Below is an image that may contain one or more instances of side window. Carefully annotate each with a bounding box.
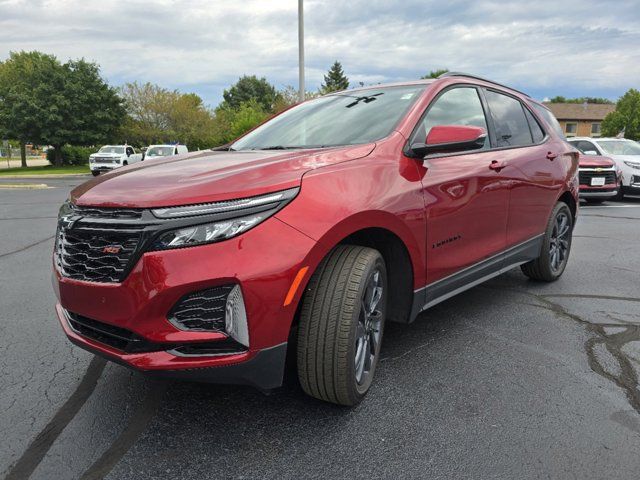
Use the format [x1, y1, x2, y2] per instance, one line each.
[126, 147, 134, 156]
[412, 87, 489, 149]
[485, 90, 532, 147]
[524, 108, 545, 143]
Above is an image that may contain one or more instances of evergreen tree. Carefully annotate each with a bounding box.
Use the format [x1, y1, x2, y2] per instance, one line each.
[320, 61, 349, 94]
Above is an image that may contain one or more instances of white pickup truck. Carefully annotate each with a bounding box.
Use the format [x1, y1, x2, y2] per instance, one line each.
[89, 145, 143, 176]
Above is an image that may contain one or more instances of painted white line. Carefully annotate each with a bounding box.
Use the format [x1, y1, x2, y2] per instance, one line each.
[0, 183, 51, 189]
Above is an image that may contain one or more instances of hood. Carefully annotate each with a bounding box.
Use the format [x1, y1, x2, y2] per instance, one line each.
[91, 152, 123, 157]
[72, 144, 375, 208]
[607, 154, 640, 163]
[578, 154, 615, 168]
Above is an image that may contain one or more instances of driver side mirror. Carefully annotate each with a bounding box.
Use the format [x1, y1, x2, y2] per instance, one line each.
[410, 125, 487, 158]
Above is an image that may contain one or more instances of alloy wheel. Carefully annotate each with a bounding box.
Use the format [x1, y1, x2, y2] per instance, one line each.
[354, 270, 384, 385]
[549, 211, 571, 273]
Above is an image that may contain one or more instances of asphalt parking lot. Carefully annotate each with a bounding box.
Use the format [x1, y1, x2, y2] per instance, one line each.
[1, 177, 640, 480]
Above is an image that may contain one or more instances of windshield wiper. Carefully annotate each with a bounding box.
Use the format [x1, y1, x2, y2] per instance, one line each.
[253, 146, 303, 150]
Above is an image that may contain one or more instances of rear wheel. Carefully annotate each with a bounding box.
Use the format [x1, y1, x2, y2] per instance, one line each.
[521, 202, 573, 282]
[297, 245, 387, 406]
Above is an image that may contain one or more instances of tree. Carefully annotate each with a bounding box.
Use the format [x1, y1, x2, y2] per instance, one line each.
[221, 75, 279, 112]
[0, 51, 66, 166]
[212, 99, 269, 146]
[421, 69, 449, 79]
[0, 51, 125, 166]
[602, 89, 640, 140]
[320, 61, 349, 94]
[119, 82, 217, 149]
[547, 96, 614, 105]
[273, 85, 319, 112]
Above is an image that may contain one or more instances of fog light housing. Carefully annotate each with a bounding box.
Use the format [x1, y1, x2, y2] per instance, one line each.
[225, 285, 249, 347]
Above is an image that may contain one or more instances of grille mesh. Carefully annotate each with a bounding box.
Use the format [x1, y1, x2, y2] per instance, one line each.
[55, 227, 141, 283]
[168, 286, 234, 331]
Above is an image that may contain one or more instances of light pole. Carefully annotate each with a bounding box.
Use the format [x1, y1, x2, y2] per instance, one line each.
[298, 0, 305, 102]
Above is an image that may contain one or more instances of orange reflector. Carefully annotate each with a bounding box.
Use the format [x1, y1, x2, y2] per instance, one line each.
[284, 266, 309, 306]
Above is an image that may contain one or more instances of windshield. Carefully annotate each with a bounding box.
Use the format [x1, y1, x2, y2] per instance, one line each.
[147, 146, 174, 157]
[597, 140, 640, 156]
[231, 85, 426, 150]
[98, 146, 125, 154]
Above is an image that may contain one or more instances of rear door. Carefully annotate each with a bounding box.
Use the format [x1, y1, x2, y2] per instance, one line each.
[483, 90, 566, 247]
[413, 86, 511, 285]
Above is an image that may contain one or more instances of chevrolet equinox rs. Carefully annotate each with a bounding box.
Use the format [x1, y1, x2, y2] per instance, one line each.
[53, 73, 579, 406]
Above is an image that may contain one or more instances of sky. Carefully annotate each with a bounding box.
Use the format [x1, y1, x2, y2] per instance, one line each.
[1, 0, 639, 107]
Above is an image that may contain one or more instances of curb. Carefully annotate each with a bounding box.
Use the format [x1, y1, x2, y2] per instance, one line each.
[0, 174, 90, 179]
[0, 183, 52, 189]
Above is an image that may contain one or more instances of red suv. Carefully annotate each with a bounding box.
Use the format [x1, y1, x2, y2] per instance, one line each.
[53, 73, 578, 406]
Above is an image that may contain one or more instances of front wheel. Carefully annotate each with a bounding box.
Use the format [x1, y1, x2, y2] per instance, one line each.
[297, 245, 387, 406]
[91, 170, 100, 177]
[521, 202, 573, 282]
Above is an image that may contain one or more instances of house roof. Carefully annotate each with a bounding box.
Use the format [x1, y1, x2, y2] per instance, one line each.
[543, 103, 616, 121]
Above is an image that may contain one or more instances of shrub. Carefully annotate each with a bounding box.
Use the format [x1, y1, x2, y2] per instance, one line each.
[47, 145, 95, 165]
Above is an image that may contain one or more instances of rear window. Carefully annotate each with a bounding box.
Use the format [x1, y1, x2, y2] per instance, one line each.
[485, 90, 533, 147]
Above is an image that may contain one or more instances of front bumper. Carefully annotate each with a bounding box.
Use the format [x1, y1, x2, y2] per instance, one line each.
[53, 215, 317, 388]
[579, 187, 618, 198]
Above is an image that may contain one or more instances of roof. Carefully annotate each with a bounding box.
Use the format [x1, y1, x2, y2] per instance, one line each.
[543, 103, 615, 121]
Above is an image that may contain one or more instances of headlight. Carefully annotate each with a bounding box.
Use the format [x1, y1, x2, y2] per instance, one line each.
[149, 188, 299, 251]
[151, 212, 270, 250]
[623, 161, 640, 170]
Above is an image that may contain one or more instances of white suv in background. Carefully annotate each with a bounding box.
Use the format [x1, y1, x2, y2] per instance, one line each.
[567, 137, 640, 199]
[89, 145, 143, 176]
[144, 144, 188, 160]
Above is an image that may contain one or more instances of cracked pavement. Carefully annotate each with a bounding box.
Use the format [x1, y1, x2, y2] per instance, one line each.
[1, 177, 640, 479]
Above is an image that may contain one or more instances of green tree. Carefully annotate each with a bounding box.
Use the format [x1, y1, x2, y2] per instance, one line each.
[273, 85, 319, 112]
[0, 51, 66, 166]
[602, 89, 640, 140]
[548, 96, 614, 105]
[421, 69, 449, 79]
[320, 61, 349, 93]
[119, 82, 216, 149]
[0, 51, 124, 166]
[212, 99, 269, 146]
[221, 75, 279, 112]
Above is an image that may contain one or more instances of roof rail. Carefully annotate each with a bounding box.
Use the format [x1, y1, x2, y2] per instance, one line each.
[437, 72, 530, 98]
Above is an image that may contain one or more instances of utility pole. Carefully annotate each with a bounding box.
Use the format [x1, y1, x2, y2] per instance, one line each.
[298, 0, 305, 102]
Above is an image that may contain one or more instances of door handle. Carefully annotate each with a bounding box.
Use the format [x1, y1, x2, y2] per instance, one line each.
[546, 152, 558, 161]
[489, 160, 506, 172]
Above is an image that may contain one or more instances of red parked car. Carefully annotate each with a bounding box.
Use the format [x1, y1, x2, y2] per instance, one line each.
[53, 73, 579, 405]
[568, 141, 620, 203]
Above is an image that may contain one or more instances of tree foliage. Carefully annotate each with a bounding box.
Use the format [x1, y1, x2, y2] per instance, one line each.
[119, 82, 216, 149]
[221, 75, 279, 112]
[320, 61, 349, 93]
[421, 69, 449, 79]
[0, 51, 124, 165]
[602, 89, 640, 140]
[547, 95, 614, 104]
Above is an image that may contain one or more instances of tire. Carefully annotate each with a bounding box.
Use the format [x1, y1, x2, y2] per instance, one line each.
[614, 183, 624, 201]
[123, 161, 128, 166]
[584, 198, 604, 205]
[297, 245, 387, 406]
[91, 170, 100, 177]
[521, 202, 573, 282]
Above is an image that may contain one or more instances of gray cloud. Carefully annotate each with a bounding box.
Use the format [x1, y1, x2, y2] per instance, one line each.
[1, 0, 638, 105]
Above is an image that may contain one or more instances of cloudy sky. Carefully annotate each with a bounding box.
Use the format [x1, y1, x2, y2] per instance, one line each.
[1, 0, 639, 107]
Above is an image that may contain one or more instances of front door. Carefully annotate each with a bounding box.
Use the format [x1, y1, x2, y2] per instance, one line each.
[411, 86, 511, 288]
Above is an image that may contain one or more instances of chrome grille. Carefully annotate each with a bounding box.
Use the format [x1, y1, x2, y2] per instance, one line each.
[70, 204, 143, 219]
[55, 227, 141, 283]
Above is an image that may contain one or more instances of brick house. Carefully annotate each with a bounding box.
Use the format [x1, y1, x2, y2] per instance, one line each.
[543, 103, 616, 138]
